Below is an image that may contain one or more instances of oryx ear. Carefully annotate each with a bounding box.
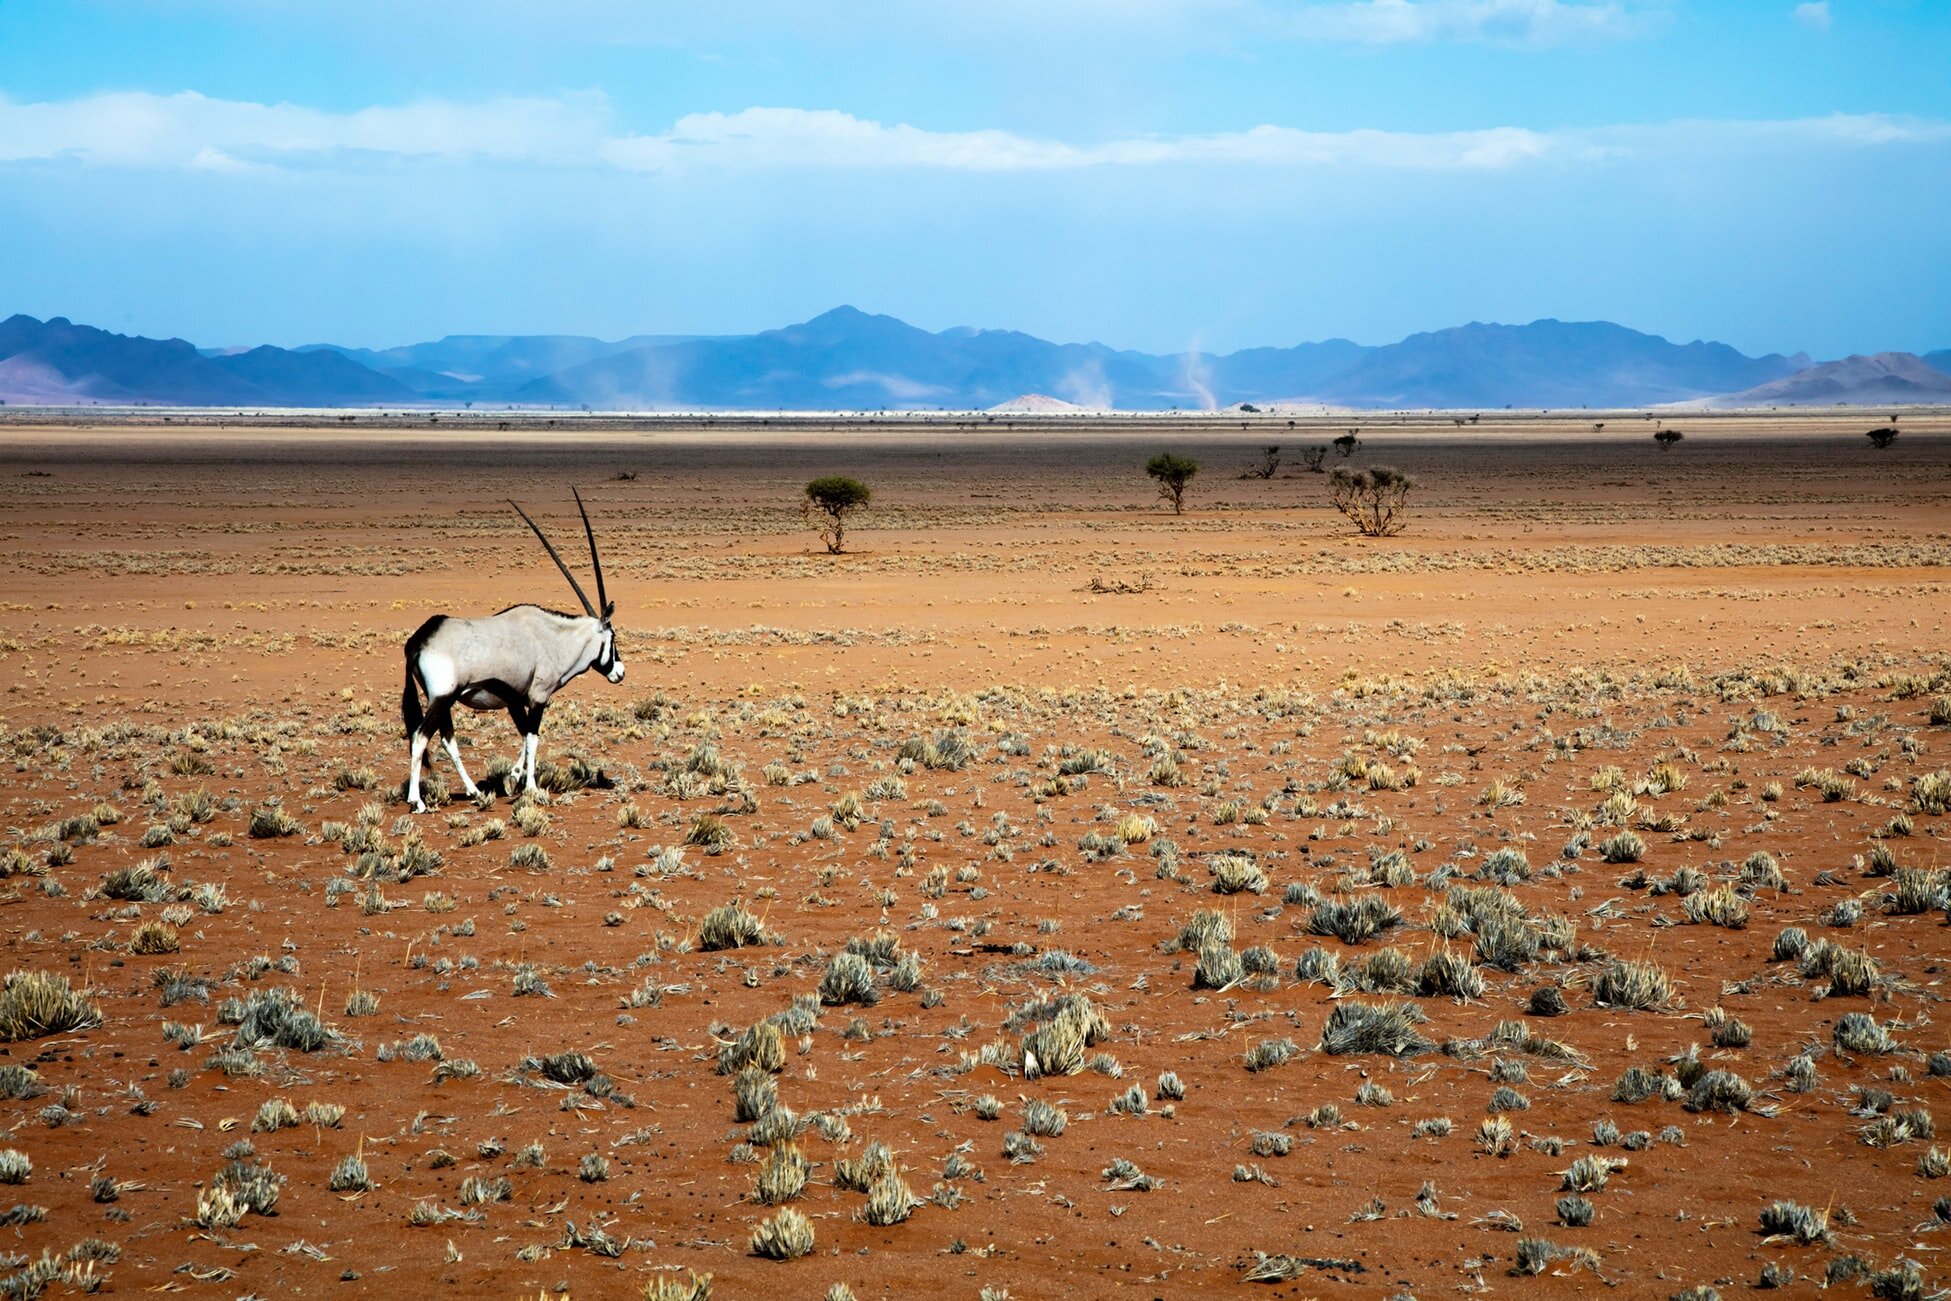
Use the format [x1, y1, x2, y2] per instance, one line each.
[603, 601, 616, 622]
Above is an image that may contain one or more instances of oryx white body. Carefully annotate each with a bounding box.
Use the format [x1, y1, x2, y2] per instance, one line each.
[402, 493, 623, 813]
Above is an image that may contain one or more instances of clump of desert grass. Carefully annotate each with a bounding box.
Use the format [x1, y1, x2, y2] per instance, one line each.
[749, 1207, 814, 1260]
[1833, 1012, 1898, 1055]
[1758, 1200, 1831, 1246]
[1592, 958, 1677, 1011]
[1416, 949, 1484, 1001]
[0, 971, 104, 1042]
[247, 803, 301, 839]
[1684, 1070, 1754, 1114]
[699, 902, 769, 952]
[1321, 1001, 1430, 1057]
[899, 729, 974, 771]
[641, 1272, 714, 1301]
[1306, 894, 1402, 944]
[1801, 941, 1880, 995]
[818, 952, 878, 1007]
[1193, 943, 1246, 991]
[1011, 999, 1103, 1080]
[1208, 853, 1267, 895]
[1172, 908, 1233, 953]
[717, 1021, 786, 1076]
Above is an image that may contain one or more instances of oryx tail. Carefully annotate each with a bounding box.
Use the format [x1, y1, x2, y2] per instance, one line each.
[402, 615, 445, 740]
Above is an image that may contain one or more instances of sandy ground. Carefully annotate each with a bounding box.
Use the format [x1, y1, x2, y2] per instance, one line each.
[0, 410, 1949, 1298]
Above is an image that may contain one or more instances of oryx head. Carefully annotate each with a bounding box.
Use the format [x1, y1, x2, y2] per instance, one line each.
[510, 489, 625, 683]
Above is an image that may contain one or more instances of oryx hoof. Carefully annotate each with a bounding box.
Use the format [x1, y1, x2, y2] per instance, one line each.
[410, 799, 428, 814]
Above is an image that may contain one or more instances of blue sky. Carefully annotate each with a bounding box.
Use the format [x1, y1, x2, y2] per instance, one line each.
[1, 0, 1946, 358]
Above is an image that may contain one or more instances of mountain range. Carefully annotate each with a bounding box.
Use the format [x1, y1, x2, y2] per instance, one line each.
[1695, 352, 1951, 409]
[3, 308, 1946, 412]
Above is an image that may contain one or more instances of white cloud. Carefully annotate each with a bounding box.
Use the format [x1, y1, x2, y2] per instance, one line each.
[1793, 2, 1831, 31]
[1280, 0, 1648, 45]
[602, 109, 1558, 172]
[1, 91, 1943, 177]
[0, 90, 611, 168]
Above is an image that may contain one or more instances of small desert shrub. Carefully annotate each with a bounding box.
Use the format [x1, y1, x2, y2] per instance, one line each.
[643, 1273, 714, 1301]
[1480, 848, 1531, 884]
[1473, 918, 1540, 972]
[1909, 771, 1950, 815]
[685, 813, 737, 852]
[1293, 946, 1342, 986]
[1711, 1017, 1753, 1049]
[1249, 1131, 1291, 1157]
[1887, 868, 1947, 915]
[718, 1021, 786, 1076]
[1612, 1065, 1665, 1103]
[1101, 1156, 1159, 1191]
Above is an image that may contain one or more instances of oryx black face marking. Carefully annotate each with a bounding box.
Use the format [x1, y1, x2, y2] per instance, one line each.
[401, 490, 625, 812]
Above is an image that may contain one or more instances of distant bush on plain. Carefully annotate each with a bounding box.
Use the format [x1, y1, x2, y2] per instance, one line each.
[804, 476, 872, 554]
[1145, 453, 1199, 514]
[1329, 465, 1415, 537]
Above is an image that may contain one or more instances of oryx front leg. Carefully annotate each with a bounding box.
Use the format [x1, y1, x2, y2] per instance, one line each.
[406, 731, 430, 813]
[522, 733, 540, 795]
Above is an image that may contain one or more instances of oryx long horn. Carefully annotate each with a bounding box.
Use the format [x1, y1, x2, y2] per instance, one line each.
[572, 487, 609, 616]
[509, 499, 595, 618]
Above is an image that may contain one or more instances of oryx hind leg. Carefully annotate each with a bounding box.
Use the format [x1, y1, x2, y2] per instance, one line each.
[406, 730, 431, 813]
[433, 701, 479, 797]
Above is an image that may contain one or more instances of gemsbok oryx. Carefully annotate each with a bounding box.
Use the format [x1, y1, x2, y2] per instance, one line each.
[402, 490, 623, 812]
